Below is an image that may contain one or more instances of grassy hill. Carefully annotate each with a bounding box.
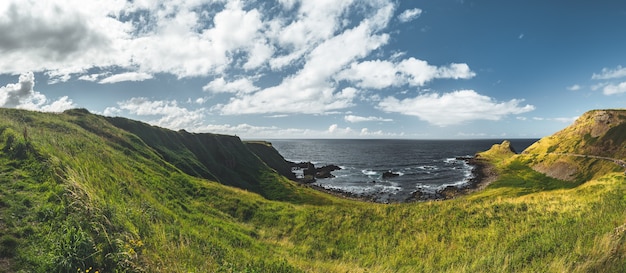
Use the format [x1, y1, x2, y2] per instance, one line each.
[0, 108, 625, 272]
[523, 109, 626, 182]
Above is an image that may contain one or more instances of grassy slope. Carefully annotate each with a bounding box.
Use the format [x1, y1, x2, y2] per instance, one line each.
[0, 108, 625, 272]
[523, 109, 626, 182]
[105, 115, 305, 202]
[245, 141, 296, 180]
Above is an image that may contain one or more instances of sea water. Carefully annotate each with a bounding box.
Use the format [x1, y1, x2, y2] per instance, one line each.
[270, 139, 537, 202]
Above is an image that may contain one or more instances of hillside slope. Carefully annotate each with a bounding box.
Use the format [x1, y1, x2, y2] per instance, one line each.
[1, 108, 626, 272]
[523, 109, 626, 182]
[104, 115, 300, 201]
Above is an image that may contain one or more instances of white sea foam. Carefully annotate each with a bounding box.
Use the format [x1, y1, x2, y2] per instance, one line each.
[444, 157, 457, 164]
[362, 170, 378, 176]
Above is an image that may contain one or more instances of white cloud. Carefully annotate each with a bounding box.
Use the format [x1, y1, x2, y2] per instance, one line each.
[194, 122, 402, 139]
[603, 81, 626, 95]
[592, 65, 626, 80]
[39, 96, 76, 112]
[398, 8, 422, 23]
[328, 124, 339, 133]
[337, 60, 399, 89]
[567, 84, 581, 91]
[0, 0, 495, 125]
[99, 72, 153, 84]
[338, 58, 475, 89]
[400, 59, 475, 86]
[202, 77, 259, 94]
[78, 74, 101, 82]
[378, 90, 535, 126]
[359, 127, 393, 137]
[0, 72, 75, 112]
[105, 98, 205, 130]
[271, 0, 359, 68]
[217, 3, 394, 115]
[344, 115, 392, 123]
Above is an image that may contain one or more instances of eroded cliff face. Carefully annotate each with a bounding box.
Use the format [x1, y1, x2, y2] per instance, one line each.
[523, 109, 626, 182]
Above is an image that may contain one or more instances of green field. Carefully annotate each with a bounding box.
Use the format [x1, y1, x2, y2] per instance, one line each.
[0, 108, 625, 272]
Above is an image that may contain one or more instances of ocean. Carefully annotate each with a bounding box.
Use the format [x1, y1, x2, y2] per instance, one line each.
[270, 139, 538, 202]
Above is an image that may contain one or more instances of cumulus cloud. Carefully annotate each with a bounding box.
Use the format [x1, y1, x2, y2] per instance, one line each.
[337, 58, 475, 89]
[217, 2, 394, 115]
[104, 98, 205, 130]
[378, 90, 535, 126]
[592, 65, 626, 80]
[0, 72, 75, 112]
[0, 0, 126, 77]
[344, 115, 393, 123]
[398, 8, 422, 23]
[1, 0, 513, 129]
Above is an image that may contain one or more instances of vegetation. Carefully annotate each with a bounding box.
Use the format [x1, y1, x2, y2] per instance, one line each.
[0, 108, 625, 272]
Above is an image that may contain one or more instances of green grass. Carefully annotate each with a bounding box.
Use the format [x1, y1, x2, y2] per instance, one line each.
[1, 108, 626, 272]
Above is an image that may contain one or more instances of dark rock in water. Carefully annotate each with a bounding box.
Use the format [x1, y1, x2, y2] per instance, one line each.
[289, 161, 342, 182]
[316, 164, 342, 178]
[382, 171, 400, 179]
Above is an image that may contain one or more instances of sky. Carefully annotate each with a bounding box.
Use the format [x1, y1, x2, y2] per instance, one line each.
[1, 0, 626, 139]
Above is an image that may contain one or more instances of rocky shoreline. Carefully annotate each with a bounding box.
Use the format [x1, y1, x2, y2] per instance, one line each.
[407, 156, 497, 202]
[292, 156, 498, 203]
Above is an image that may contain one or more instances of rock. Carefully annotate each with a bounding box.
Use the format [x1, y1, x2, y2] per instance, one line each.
[382, 171, 399, 179]
[315, 164, 342, 178]
[439, 186, 462, 198]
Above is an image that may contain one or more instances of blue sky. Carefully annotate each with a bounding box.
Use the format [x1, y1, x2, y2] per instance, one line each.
[1, 0, 626, 139]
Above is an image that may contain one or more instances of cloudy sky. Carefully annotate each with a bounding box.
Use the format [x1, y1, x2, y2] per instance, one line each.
[1, 0, 626, 139]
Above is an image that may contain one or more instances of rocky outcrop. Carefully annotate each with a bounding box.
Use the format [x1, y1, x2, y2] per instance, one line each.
[382, 171, 400, 179]
[289, 161, 342, 182]
[316, 164, 342, 178]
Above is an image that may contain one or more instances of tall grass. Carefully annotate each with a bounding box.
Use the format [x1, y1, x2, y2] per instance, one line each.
[0, 108, 625, 272]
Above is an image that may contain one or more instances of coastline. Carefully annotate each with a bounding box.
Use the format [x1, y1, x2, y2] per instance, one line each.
[408, 157, 497, 201]
[298, 156, 498, 203]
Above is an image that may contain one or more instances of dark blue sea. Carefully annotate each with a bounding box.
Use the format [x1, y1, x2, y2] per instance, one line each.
[270, 139, 538, 202]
